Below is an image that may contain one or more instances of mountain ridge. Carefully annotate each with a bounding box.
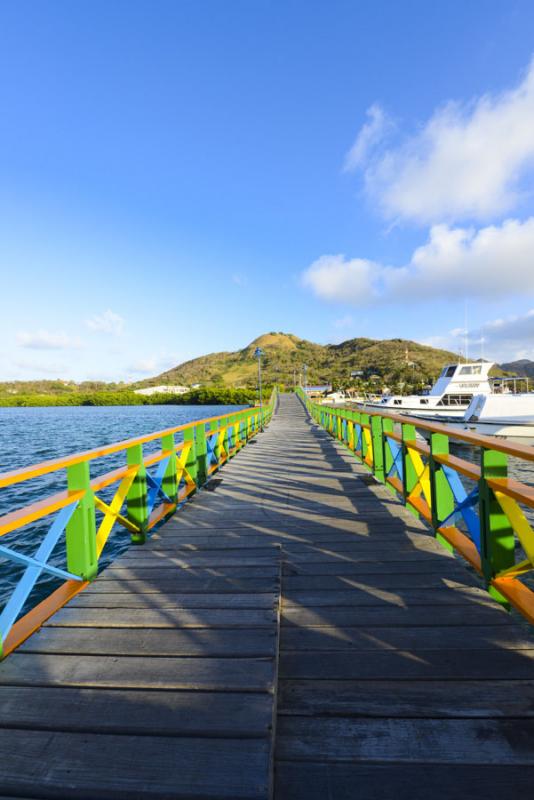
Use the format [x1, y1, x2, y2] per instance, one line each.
[137, 331, 490, 389]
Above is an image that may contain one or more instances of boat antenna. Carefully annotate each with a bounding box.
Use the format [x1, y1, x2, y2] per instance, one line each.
[464, 300, 469, 363]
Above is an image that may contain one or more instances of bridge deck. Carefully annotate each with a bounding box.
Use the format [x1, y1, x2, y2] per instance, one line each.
[1, 394, 534, 798]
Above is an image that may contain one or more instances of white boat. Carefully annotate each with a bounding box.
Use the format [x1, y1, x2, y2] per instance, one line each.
[450, 393, 534, 444]
[324, 390, 349, 405]
[360, 362, 495, 419]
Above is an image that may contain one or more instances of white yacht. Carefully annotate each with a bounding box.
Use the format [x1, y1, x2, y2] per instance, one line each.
[453, 391, 534, 444]
[324, 390, 350, 405]
[360, 362, 494, 419]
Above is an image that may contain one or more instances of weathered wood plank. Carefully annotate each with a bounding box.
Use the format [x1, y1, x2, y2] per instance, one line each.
[282, 586, 492, 607]
[278, 679, 534, 717]
[280, 624, 533, 651]
[281, 604, 508, 627]
[282, 559, 464, 575]
[282, 572, 477, 590]
[90, 577, 279, 593]
[0, 653, 275, 690]
[274, 761, 534, 800]
[69, 591, 278, 609]
[279, 647, 534, 679]
[0, 686, 273, 736]
[0, 729, 270, 798]
[101, 565, 280, 579]
[45, 607, 277, 628]
[19, 627, 277, 657]
[276, 716, 534, 763]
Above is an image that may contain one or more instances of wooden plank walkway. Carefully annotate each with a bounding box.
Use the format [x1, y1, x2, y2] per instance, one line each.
[1, 393, 534, 797]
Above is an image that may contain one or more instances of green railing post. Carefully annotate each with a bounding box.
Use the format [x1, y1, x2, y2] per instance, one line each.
[479, 448, 515, 605]
[184, 426, 198, 488]
[382, 417, 395, 493]
[126, 443, 149, 544]
[353, 411, 362, 458]
[66, 462, 98, 579]
[210, 419, 221, 465]
[225, 416, 235, 459]
[370, 415, 385, 483]
[401, 422, 419, 517]
[429, 432, 454, 552]
[161, 433, 178, 504]
[346, 410, 355, 451]
[195, 421, 208, 486]
[360, 412, 370, 462]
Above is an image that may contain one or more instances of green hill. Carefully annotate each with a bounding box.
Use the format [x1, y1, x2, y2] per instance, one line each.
[138, 332, 471, 390]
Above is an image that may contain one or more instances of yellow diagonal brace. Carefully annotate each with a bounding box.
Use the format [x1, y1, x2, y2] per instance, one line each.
[94, 468, 139, 558]
[218, 428, 227, 459]
[176, 443, 196, 493]
[348, 422, 354, 450]
[497, 557, 532, 579]
[495, 490, 534, 566]
[363, 428, 372, 464]
[94, 496, 140, 536]
[406, 448, 432, 508]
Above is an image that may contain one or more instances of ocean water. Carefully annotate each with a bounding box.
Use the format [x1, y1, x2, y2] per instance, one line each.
[0, 404, 246, 615]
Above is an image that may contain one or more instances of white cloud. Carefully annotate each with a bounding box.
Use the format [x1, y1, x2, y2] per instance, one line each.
[343, 104, 391, 172]
[420, 311, 534, 363]
[333, 314, 354, 329]
[11, 357, 69, 376]
[302, 217, 534, 305]
[350, 59, 534, 223]
[303, 254, 379, 304]
[128, 351, 183, 377]
[86, 309, 124, 336]
[129, 358, 159, 375]
[16, 330, 83, 350]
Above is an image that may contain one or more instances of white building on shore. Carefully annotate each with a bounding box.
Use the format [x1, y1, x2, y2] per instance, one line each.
[134, 385, 190, 397]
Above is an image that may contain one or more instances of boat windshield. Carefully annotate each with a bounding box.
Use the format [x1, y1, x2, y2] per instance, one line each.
[437, 394, 473, 406]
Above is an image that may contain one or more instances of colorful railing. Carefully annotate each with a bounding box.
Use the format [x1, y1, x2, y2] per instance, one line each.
[297, 387, 534, 625]
[0, 390, 277, 658]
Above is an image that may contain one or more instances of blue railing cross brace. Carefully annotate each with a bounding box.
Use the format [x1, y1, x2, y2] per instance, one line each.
[441, 465, 481, 551]
[206, 431, 219, 466]
[0, 501, 81, 642]
[387, 439, 404, 482]
[146, 456, 173, 516]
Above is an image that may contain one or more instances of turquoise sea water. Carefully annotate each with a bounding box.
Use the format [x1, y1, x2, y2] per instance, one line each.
[0, 404, 246, 613]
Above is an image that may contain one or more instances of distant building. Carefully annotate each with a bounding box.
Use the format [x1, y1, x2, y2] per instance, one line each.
[134, 385, 190, 397]
[304, 384, 332, 398]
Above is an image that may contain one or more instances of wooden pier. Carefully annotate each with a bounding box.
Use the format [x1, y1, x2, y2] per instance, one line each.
[1, 394, 534, 797]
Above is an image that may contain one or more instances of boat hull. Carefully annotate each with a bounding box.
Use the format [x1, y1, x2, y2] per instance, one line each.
[449, 420, 534, 445]
[356, 402, 468, 420]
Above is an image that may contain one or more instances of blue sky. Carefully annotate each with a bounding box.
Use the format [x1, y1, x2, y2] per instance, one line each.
[2, 0, 534, 381]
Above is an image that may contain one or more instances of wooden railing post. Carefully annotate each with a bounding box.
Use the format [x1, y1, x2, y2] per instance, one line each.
[66, 462, 98, 579]
[126, 443, 149, 544]
[479, 448, 515, 604]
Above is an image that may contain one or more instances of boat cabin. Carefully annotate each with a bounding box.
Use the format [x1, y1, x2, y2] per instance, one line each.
[429, 362, 494, 406]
